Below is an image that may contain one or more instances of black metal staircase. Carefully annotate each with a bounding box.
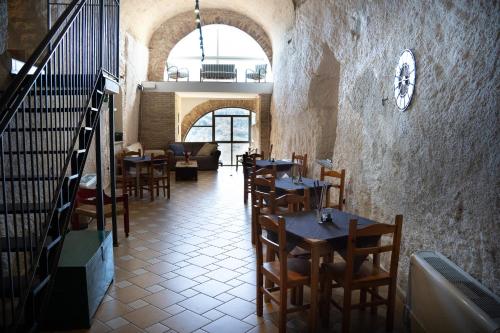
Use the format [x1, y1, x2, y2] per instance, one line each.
[0, 0, 119, 331]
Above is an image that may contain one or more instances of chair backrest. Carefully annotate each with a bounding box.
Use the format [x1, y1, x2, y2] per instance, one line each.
[320, 167, 345, 210]
[345, 215, 403, 285]
[292, 152, 308, 178]
[243, 152, 264, 178]
[256, 215, 288, 279]
[150, 154, 170, 174]
[252, 168, 276, 209]
[275, 189, 310, 214]
[255, 64, 267, 75]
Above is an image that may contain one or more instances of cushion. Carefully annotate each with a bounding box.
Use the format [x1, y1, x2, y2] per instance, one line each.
[169, 143, 185, 156]
[124, 142, 143, 154]
[196, 143, 217, 156]
[144, 149, 165, 157]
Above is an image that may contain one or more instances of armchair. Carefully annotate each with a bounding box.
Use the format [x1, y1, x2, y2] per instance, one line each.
[245, 64, 267, 82]
[166, 63, 189, 81]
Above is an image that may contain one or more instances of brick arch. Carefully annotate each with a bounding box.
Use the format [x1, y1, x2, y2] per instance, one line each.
[181, 99, 257, 141]
[148, 9, 273, 81]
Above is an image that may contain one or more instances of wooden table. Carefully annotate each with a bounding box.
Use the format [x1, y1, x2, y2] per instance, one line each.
[175, 160, 198, 181]
[275, 177, 331, 209]
[123, 156, 151, 194]
[277, 208, 379, 332]
[255, 159, 295, 171]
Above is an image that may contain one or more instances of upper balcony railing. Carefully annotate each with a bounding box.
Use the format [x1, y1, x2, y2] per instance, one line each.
[165, 62, 272, 83]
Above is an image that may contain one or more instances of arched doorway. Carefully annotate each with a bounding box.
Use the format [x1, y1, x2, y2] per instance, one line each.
[185, 108, 256, 166]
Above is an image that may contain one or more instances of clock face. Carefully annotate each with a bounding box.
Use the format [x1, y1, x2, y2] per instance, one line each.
[394, 49, 416, 111]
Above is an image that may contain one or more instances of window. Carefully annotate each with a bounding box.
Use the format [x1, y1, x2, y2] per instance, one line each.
[166, 25, 272, 82]
[185, 108, 256, 166]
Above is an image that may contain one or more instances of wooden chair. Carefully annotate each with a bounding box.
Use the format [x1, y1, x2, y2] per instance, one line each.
[72, 188, 130, 237]
[256, 214, 311, 333]
[291, 152, 308, 178]
[250, 167, 276, 244]
[140, 154, 171, 201]
[321, 215, 403, 333]
[320, 167, 345, 210]
[118, 150, 142, 196]
[243, 152, 264, 204]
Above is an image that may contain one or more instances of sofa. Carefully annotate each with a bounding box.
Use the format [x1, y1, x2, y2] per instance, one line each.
[167, 142, 221, 171]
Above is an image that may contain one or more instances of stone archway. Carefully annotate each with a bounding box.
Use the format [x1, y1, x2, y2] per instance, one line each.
[181, 99, 257, 140]
[148, 9, 273, 81]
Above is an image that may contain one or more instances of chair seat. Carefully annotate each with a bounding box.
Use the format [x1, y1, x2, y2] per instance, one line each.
[263, 258, 310, 285]
[324, 261, 390, 289]
[75, 204, 124, 218]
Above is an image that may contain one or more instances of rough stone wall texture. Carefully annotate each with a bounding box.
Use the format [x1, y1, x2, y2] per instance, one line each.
[7, 0, 47, 60]
[180, 99, 258, 140]
[120, 0, 293, 47]
[83, 101, 111, 190]
[258, 94, 272, 156]
[0, 0, 6, 54]
[271, 0, 499, 294]
[118, 32, 149, 145]
[139, 92, 176, 150]
[148, 9, 273, 81]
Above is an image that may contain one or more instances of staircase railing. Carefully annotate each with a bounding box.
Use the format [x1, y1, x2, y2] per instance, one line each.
[0, 0, 119, 330]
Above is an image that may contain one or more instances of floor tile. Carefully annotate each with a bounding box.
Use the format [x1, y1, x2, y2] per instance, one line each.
[227, 282, 256, 301]
[202, 315, 253, 333]
[128, 272, 166, 288]
[143, 288, 186, 309]
[204, 267, 241, 282]
[109, 285, 151, 304]
[160, 275, 199, 293]
[106, 317, 129, 330]
[173, 265, 209, 278]
[216, 297, 256, 319]
[177, 293, 222, 314]
[95, 300, 133, 322]
[161, 310, 211, 333]
[122, 305, 171, 328]
[192, 280, 232, 297]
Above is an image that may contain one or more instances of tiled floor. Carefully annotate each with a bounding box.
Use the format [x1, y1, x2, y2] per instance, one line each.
[68, 167, 404, 333]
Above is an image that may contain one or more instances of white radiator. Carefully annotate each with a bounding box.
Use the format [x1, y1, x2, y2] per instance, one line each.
[407, 251, 500, 333]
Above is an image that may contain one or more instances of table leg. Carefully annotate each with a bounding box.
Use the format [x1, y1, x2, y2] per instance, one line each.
[310, 248, 320, 333]
[136, 172, 140, 198]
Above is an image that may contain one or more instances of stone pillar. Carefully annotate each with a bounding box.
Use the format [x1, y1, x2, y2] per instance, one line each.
[258, 94, 272, 156]
[139, 91, 176, 150]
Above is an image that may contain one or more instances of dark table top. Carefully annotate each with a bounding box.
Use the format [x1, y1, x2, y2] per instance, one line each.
[255, 159, 295, 169]
[123, 156, 151, 164]
[275, 177, 330, 192]
[282, 208, 377, 242]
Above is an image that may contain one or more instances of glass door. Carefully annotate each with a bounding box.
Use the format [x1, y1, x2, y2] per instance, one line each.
[185, 108, 254, 166]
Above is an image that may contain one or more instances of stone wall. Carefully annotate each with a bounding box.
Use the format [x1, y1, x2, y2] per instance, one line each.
[0, 0, 6, 54]
[118, 32, 149, 145]
[7, 0, 46, 60]
[148, 9, 273, 81]
[271, 0, 499, 294]
[139, 92, 176, 150]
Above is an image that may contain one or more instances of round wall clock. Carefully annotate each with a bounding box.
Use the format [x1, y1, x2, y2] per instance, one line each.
[394, 49, 416, 111]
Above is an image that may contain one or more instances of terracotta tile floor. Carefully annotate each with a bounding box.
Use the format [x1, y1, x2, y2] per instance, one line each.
[71, 167, 404, 333]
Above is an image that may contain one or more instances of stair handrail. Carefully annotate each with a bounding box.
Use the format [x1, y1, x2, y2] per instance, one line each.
[0, 0, 86, 133]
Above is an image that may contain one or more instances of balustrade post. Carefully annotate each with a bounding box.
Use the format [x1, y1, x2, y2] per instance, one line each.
[95, 106, 105, 231]
[109, 95, 118, 246]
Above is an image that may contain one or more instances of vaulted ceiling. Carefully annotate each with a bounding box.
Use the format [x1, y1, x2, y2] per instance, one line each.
[120, 0, 294, 46]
